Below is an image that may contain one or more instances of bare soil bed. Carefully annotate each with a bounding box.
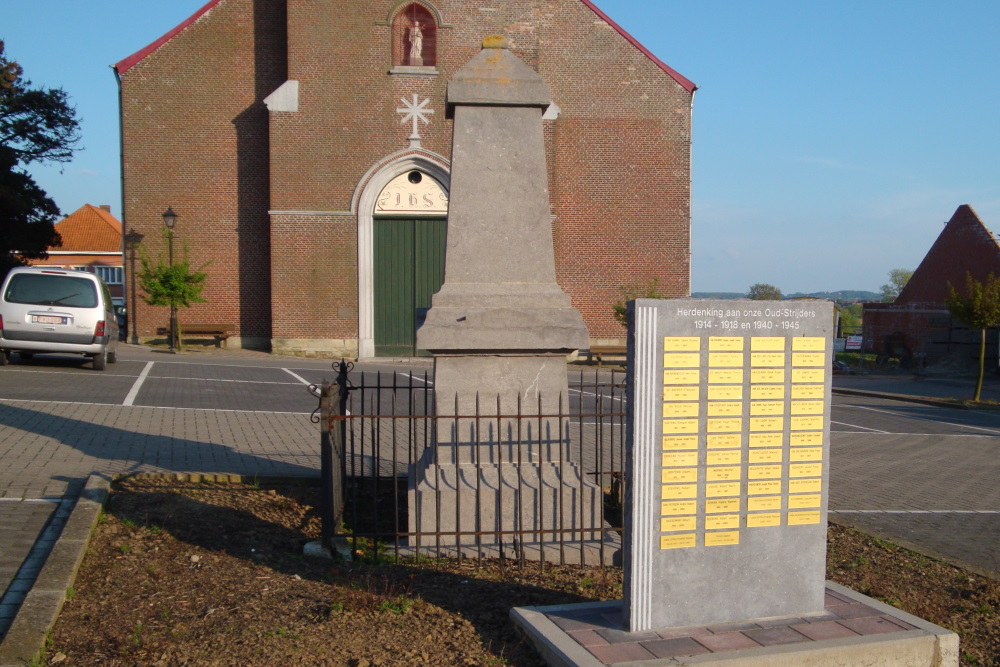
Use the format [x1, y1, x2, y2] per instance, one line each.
[41, 477, 1000, 666]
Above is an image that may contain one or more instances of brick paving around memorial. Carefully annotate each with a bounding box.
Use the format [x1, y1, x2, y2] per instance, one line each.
[546, 588, 918, 663]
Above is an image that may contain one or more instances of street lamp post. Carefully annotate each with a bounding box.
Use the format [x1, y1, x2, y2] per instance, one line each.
[162, 207, 178, 353]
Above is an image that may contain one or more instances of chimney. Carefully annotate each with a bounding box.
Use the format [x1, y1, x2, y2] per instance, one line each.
[100, 205, 111, 212]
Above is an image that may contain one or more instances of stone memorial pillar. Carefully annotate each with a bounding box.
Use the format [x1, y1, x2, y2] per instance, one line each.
[410, 37, 602, 554]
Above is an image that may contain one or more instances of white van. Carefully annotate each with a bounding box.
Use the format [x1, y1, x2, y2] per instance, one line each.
[0, 267, 120, 370]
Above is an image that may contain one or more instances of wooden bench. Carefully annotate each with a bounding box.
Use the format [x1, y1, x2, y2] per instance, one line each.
[586, 345, 627, 365]
[156, 323, 233, 348]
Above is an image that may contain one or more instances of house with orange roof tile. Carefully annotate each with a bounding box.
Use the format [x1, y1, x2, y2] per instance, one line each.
[32, 204, 125, 305]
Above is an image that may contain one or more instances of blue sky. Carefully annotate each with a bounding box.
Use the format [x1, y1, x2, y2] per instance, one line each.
[4, 1, 999, 294]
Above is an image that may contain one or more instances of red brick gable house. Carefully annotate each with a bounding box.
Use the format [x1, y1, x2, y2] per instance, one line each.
[114, 0, 696, 357]
[863, 205, 1000, 367]
[33, 204, 125, 305]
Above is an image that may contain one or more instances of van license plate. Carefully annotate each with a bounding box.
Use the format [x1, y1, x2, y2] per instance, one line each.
[33, 315, 66, 325]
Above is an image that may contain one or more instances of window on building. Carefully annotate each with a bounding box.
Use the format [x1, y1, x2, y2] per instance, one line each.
[94, 266, 123, 285]
[392, 3, 436, 68]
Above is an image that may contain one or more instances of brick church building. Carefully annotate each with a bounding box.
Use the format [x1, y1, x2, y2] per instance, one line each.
[114, 0, 696, 357]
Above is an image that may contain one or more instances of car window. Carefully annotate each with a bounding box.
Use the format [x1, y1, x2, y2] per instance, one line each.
[4, 274, 99, 308]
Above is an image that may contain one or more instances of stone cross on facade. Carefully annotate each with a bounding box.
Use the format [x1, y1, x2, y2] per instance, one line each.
[396, 94, 433, 147]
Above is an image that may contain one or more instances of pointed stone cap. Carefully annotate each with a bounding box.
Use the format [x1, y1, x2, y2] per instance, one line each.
[446, 36, 551, 117]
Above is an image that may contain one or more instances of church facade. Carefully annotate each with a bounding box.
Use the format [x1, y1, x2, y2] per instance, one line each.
[114, 0, 696, 357]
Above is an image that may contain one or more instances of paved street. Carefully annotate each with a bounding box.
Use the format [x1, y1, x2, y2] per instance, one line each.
[1, 347, 999, 645]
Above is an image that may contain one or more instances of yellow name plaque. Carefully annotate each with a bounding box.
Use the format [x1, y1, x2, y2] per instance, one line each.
[663, 386, 700, 401]
[663, 418, 699, 434]
[747, 480, 782, 495]
[662, 468, 697, 483]
[747, 513, 781, 527]
[661, 516, 697, 532]
[748, 464, 782, 479]
[709, 352, 744, 367]
[788, 479, 822, 493]
[788, 494, 822, 509]
[661, 500, 697, 515]
[749, 416, 784, 432]
[749, 432, 783, 448]
[663, 451, 698, 467]
[660, 534, 696, 550]
[788, 511, 822, 526]
[791, 368, 824, 383]
[663, 435, 699, 450]
[706, 466, 741, 481]
[705, 498, 740, 513]
[789, 432, 823, 446]
[748, 449, 783, 464]
[706, 450, 741, 466]
[707, 433, 742, 449]
[789, 447, 823, 462]
[707, 417, 743, 433]
[662, 484, 698, 500]
[704, 531, 740, 546]
[750, 368, 785, 383]
[750, 385, 785, 400]
[705, 514, 740, 529]
[705, 482, 741, 497]
[791, 385, 824, 399]
[792, 337, 826, 351]
[708, 368, 744, 384]
[790, 400, 824, 415]
[792, 352, 826, 367]
[664, 337, 700, 351]
[664, 369, 700, 385]
[708, 385, 743, 400]
[751, 352, 785, 367]
[709, 337, 744, 351]
[663, 402, 699, 418]
[708, 401, 743, 416]
[664, 352, 700, 368]
[751, 337, 786, 351]
[747, 495, 782, 511]
[750, 401, 784, 415]
[789, 463, 823, 478]
[790, 415, 823, 431]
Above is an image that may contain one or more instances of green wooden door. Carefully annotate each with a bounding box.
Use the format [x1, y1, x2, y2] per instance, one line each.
[374, 217, 447, 356]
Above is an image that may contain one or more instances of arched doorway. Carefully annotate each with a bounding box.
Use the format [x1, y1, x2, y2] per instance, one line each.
[356, 155, 450, 358]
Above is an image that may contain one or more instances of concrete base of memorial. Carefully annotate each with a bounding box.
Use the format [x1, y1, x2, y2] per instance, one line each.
[511, 581, 958, 667]
[407, 449, 605, 558]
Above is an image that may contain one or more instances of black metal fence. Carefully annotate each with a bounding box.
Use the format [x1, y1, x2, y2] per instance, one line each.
[315, 364, 626, 567]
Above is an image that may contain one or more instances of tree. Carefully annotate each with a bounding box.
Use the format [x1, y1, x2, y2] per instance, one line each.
[945, 272, 1000, 402]
[137, 247, 208, 350]
[0, 41, 80, 275]
[613, 278, 667, 327]
[837, 303, 863, 335]
[879, 268, 913, 302]
[746, 283, 782, 300]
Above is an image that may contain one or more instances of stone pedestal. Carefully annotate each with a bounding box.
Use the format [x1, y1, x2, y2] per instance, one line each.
[409, 37, 602, 557]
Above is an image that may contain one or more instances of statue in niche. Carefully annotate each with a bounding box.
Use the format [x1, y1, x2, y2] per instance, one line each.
[409, 21, 424, 65]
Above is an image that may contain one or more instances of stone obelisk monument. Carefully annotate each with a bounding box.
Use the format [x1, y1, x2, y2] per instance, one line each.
[411, 37, 601, 556]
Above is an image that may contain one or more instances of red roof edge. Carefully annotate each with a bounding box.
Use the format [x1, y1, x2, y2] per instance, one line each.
[113, 0, 223, 75]
[580, 0, 697, 93]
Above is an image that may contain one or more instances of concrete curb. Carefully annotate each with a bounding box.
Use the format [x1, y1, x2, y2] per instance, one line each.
[0, 473, 110, 667]
[832, 386, 972, 409]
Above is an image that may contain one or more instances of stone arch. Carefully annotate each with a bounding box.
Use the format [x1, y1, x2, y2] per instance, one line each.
[354, 151, 450, 358]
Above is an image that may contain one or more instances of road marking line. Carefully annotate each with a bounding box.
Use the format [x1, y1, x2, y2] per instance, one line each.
[282, 368, 312, 385]
[0, 397, 313, 416]
[398, 372, 432, 385]
[830, 510, 1000, 514]
[123, 361, 153, 406]
[840, 403, 1000, 435]
[830, 420, 889, 433]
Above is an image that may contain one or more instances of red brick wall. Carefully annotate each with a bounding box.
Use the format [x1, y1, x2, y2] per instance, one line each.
[118, 0, 287, 344]
[120, 0, 693, 351]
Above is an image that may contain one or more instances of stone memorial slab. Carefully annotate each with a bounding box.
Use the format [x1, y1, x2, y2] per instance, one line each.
[625, 298, 834, 630]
